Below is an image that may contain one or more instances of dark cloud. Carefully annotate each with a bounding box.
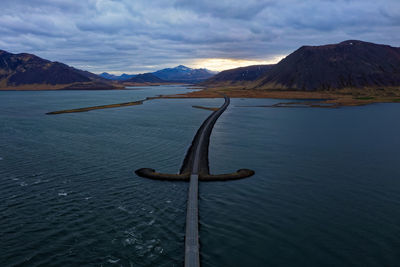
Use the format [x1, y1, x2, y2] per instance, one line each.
[0, 0, 399, 73]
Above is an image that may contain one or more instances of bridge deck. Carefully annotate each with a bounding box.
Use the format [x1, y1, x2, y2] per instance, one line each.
[184, 95, 229, 267]
[185, 174, 200, 267]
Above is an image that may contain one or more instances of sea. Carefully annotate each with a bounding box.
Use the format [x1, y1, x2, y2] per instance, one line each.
[1, 85, 400, 266]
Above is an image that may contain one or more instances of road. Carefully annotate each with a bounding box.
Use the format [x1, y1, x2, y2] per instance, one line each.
[184, 95, 230, 267]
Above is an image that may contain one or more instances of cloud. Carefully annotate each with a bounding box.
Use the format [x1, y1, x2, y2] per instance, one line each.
[173, 0, 275, 20]
[0, 0, 399, 73]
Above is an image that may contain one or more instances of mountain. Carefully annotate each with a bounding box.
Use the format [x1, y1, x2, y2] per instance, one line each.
[153, 65, 216, 83]
[255, 40, 400, 91]
[204, 40, 400, 91]
[99, 72, 136, 80]
[125, 73, 167, 83]
[0, 50, 116, 90]
[203, 65, 274, 86]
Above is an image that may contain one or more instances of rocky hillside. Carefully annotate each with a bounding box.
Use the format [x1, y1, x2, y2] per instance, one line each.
[256, 40, 400, 90]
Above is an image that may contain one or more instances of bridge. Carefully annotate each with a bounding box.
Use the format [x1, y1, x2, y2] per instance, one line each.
[135, 95, 254, 266]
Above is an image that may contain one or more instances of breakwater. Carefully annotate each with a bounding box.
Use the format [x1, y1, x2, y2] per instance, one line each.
[135, 95, 254, 181]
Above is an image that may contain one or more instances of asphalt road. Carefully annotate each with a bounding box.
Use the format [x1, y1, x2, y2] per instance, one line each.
[185, 95, 230, 267]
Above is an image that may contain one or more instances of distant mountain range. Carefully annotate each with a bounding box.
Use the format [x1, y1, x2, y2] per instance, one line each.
[3, 40, 400, 91]
[99, 72, 136, 81]
[204, 40, 400, 91]
[100, 65, 217, 83]
[0, 50, 216, 90]
[153, 65, 217, 82]
[0, 49, 217, 89]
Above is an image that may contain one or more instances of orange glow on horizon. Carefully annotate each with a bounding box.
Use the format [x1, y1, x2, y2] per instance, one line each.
[189, 56, 286, 71]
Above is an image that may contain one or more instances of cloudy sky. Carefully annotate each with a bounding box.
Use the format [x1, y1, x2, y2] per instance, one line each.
[1, 0, 399, 74]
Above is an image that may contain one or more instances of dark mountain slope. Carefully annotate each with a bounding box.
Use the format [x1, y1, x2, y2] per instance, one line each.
[0, 50, 115, 90]
[255, 40, 400, 91]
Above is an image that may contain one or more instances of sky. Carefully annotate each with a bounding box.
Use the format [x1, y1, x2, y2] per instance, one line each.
[1, 0, 399, 74]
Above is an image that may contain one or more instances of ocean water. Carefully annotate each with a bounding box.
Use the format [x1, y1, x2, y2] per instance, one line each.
[1, 85, 400, 266]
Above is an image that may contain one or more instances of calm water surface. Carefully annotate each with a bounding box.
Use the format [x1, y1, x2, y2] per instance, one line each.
[1, 85, 400, 266]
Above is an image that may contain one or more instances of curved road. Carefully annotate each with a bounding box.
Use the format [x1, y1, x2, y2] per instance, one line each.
[185, 95, 229, 267]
